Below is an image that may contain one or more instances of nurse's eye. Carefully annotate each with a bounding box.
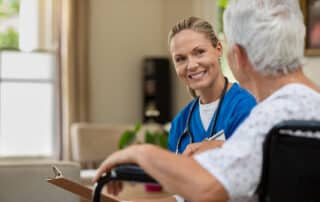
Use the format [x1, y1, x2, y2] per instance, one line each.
[175, 56, 186, 63]
[195, 49, 205, 55]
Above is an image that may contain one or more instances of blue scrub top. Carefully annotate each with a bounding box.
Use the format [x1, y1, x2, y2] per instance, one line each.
[168, 83, 256, 153]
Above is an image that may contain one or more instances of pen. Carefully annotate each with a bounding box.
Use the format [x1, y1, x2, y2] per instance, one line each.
[206, 130, 224, 141]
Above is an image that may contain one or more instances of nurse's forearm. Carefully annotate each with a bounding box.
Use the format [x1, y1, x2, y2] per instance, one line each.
[135, 145, 228, 202]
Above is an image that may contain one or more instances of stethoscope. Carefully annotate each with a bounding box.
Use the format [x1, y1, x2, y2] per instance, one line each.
[175, 77, 229, 154]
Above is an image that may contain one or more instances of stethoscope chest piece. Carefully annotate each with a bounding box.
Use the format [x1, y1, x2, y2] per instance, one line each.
[175, 77, 229, 154]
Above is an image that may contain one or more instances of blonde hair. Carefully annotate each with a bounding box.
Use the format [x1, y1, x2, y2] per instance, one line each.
[168, 16, 219, 98]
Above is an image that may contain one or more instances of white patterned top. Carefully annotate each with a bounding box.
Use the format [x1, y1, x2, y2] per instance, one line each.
[194, 83, 320, 202]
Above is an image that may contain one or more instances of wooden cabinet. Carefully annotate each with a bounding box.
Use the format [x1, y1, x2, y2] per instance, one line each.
[142, 57, 171, 123]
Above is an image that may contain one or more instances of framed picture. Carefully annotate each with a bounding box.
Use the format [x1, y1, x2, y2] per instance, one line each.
[301, 0, 320, 55]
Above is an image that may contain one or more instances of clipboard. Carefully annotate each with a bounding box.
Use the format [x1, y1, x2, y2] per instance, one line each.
[47, 166, 119, 202]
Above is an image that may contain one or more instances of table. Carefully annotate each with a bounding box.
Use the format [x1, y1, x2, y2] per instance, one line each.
[80, 170, 170, 201]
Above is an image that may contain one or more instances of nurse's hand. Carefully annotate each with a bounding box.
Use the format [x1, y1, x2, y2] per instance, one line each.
[183, 140, 224, 157]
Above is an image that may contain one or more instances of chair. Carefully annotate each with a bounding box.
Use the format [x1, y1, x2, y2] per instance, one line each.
[70, 122, 163, 186]
[257, 120, 320, 202]
[71, 123, 132, 169]
[71, 123, 133, 187]
[0, 159, 81, 202]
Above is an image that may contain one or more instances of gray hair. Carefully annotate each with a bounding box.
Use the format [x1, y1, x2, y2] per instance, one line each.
[223, 0, 306, 75]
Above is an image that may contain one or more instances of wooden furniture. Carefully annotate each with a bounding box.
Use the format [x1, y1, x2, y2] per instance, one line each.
[142, 57, 172, 123]
[81, 183, 170, 202]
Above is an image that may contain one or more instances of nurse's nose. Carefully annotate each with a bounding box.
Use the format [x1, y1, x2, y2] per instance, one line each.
[187, 58, 199, 70]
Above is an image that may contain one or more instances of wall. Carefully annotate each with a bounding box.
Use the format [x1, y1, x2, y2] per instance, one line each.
[89, 0, 320, 124]
[163, 0, 193, 116]
[89, 0, 203, 123]
[304, 57, 320, 86]
[89, 0, 167, 123]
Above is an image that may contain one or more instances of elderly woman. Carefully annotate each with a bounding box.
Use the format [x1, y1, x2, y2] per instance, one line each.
[94, 0, 320, 201]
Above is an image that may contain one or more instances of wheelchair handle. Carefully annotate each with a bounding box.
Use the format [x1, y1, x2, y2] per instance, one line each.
[92, 164, 158, 202]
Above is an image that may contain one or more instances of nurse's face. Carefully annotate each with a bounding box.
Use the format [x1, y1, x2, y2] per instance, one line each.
[170, 29, 222, 92]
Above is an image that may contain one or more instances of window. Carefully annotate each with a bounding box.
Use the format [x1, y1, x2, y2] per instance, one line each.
[0, 0, 19, 49]
[216, 0, 235, 82]
[0, 0, 59, 157]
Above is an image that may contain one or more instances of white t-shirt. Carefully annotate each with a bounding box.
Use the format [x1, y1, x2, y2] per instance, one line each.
[173, 100, 219, 202]
[199, 99, 219, 131]
[194, 84, 320, 202]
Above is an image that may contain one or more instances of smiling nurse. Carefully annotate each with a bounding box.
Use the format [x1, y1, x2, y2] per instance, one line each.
[168, 16, 256, 154]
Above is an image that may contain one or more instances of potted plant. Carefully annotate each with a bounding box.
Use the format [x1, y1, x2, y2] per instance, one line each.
[118, 122, 169, 192]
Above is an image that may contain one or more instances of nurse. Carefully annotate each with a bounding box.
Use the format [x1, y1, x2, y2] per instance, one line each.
[168, 16, 256, 154]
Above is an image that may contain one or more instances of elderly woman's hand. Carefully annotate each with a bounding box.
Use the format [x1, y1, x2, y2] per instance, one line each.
[92, 144, 143, 195]
[183, 140, 224, 157]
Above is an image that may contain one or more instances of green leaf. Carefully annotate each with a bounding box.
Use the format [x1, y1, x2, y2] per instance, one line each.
[155, 135, 161, 146]
[118, 123, 169, 150]
[134, 122, 142, 133]
[10, 0, 20, 13]
[0, 28, 19, 49]
[118, 123, 142, 149]
[159, 134, 168, 149]
[217, 0, 229, 8]
[144, 130, 168, 149]
[118, 130, 136, 149]
[144, 130, 155, 144]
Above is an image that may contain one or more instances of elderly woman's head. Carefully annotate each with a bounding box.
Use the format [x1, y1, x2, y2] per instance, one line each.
[223, 0, 305, 76]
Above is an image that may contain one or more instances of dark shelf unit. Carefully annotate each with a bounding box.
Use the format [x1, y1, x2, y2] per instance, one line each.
[142, 57, 171, 124]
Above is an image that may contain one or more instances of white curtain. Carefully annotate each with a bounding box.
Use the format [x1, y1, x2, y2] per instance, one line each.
[58, 0, 90, 160]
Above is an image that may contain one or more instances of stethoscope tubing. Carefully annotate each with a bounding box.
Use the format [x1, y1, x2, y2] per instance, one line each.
[175, 77, 228, 154]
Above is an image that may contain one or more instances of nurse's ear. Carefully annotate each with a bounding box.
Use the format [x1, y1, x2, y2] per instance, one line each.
[215, 41, 223, 58]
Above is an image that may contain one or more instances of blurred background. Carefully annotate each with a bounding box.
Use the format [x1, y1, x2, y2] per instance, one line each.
[0, 0, 319, 160]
